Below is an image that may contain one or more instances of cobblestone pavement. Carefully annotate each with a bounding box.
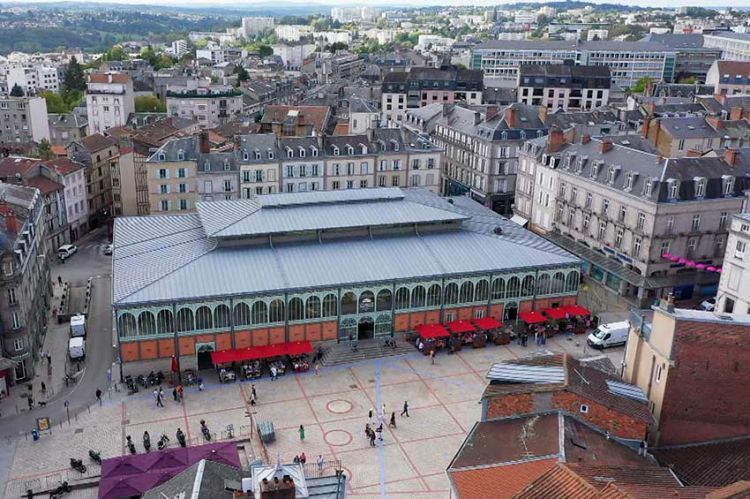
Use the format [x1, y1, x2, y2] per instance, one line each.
[3, 334, 624, 498]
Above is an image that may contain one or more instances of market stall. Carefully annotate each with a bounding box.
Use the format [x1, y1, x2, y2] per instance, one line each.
[209, 341, 313, 379]
[446, 320, 485, 348]
[414, 323, 450, 354]
[517, 311, 548, 344]
[561, 305, 594, 334]
[542, 307, 568, 336]
[472, 317, 508, 345]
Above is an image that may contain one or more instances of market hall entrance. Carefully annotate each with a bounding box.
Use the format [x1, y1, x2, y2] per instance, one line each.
[358, 317, 374, 340]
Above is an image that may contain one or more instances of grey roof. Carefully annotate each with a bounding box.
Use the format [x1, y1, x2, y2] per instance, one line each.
[437, 103, 547, 142]
[543, 110, 620, 129]
[238, 133, 279, 163]
[518, 64, 610, 79]
[704, 32, 750, 42]
[486, 363, 566, 383]
[659, 116, 721, 139]
[606, 380, 648, 403]
[640, 33, 706, 49]
[475, 40, 674, 53]
[112, 188, 579, 306]
[143, 459, 246, 499]
[349, 96, 378, 114]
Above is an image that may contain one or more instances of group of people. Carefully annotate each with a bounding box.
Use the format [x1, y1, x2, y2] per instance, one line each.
[364, 401, 410, 447]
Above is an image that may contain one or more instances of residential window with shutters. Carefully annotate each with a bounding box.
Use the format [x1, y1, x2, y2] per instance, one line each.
[691, 214, 701, 232]
[392, 176, 400, 187]
[618, 206, 626, 223]
[601, 199, 609, 216]
[160, 184, 168, 194]
[7, 287, 16, 305]
[412, 159, 420, 170]
[178, 168, 186, 178]
[312, 164, 319, 176]
[570, 187, 577, 204]
[411, 175, 420, 187]
[583, 213, 590, 231]
[299, 165, 307, 177]
[585, 192, 592, 208]
[378, 176, 386, 187]
[598, 222, 606, 241]
[427, 158, 435, 169]
[660, 241, 670, 256]
[567, 209, 573, 226]
[720, 212, 728, 228]
[678, 139, 685, 151]
[665, 216, 674, 234]
[159, 169, 167, 179]
[637, 212, 646, 231]
[360, 180, 368, 188]
[179, 184, 187, 193]
[615, 228, 624, 249]
[393, 160, 400, 170]
[14, 337, 23, 351]
[723, 176, 735, 196]
[332, 181, 340, 190]
[668, 180, 679, 200]
[286, 165, 294, 177]
[160, 200, 169, 211]
[559, 182, 566, 197]
[180, 199, 188, 211]
[255, 170, 263, 182]
[346, 180, 353, 189]
[694, 178, 706, 198]
[633, 238, 642, 258]
[714, 236, 724, 257]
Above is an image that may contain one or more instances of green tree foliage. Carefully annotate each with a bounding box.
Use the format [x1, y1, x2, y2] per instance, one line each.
[678, 76, 698, 84]
[235, 65, 249, 83]
[104, 45, 128, 61]
[63, 56, 86, 93]
[325, 42, 348, 53]
[36, 139, 53, 160]
[630, 77, 651, 94]
[140, 46, 175, 70]
[9, 84, 24, 97]
[134, 95, 166, 113]
[684, 7, 718, 18]
[39, 90, 83, 113]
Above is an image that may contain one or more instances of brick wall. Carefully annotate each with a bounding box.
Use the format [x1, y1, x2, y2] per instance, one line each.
[486, 393, 535, 418]
[552, 392, 647, 440]
[658, 320, 750, 445]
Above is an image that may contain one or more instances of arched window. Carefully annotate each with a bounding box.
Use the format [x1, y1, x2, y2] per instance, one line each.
[376, 289, 392, 311]
[504, 302, 518, 322]
[341, 292, 357, 315]
[565, 271, 580, 293]
[156, 309, 173, 334]
[507, 277, 520, 298]
[492, 278, 505, 300]
[475, 280, 489, 302]
[195, 306, 213, 330]
[444, 283, 458, 305]
[234, 302, 251, 326]
[214, 304, 230, 328]
[340, 318, 357, 340]
[427, 284, 442, 307]
[138, 311, 156, 336]
[269, 299, 285, 322]
[411, 286, 426, 308]
[359, 290, 375, 313]
[536, 274, 550, 296]
[176, 308, 194, 332]
[118, 312, 137, 337]
[395, 287, 410, 309]
[375, 314, 392, 336]
[322, 294, 338, 317]
[551, 272, 566, 294]
[459, 281, 474, 303]
[252, 301, 268, 324]
[306, 296, 321, 319]
[521, 276, 535, 297]
[288, 297, 304, 321]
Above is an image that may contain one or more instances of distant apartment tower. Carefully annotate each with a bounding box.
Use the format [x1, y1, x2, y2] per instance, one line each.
[7, 64, 60, 96]
[171, 40, 188, 58]
[242, 17, 274, 38]
[517, 64, 611, 111]
[0, 96, 50, 144]
[166, 85, 243, 129]
[85, 72, 135, 135]
[704, 32, 750, 62]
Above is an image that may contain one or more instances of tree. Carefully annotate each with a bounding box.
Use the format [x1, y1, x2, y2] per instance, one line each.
[235, 65, 249, 82]
[103, 45, 128, 61]
[257, 44, 273, 58]
[63, 56, 86, 93]
[325, 42, 348, 53]
[40, 89, 82, 113]
[678, 76, 698, 84]
[630, 77, 651, 94]
[36, 139, 53, 160]
[10, 83, 24, 97]
[134, 95, 166, 113]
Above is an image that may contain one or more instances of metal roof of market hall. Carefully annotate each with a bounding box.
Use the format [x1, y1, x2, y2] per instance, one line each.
[112, 188, 579, 307]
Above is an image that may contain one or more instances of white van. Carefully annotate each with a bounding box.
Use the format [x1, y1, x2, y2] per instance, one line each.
[68, 337, 85, 360]
[70, 314, 86, 338]
[587, 321, 630, 349]
[58, 244, 78, 260]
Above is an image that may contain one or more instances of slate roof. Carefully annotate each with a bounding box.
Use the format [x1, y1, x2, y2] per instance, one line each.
[260, 105, 330, 133]
[142, 460, 247, 499]
[543, 110, 620, 130]
[658, 116, 721, 139]
[652, 436, 750, 487]
[89, 72, 131, 84]
[640, 33, 706, 49]
[78, 133, 117, 153]
[437, 103, 547, 142]
[475, 40, 674, 52]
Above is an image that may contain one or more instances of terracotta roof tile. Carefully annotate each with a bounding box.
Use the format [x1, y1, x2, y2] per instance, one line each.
[610, 484, 718, 498]
[79, 134, 117, 152]
[514, 463, 599, 499]
[261, 105, 330, 133]
[706, 480, 750, 498]
[88, 72, 131, 84]
[50, 145, 67, 156]
[0, 157, 39, 177]
[567, 464, 680, 489]
[450, 458, 558, 499]
[46, 157, 84, 175]
[25, 176, 63, 194]
[653, 437, 750, 487]
[716, 61, 750, 79]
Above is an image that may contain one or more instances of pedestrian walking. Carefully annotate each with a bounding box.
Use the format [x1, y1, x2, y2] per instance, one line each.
[376, 423, 383, 442]
[172, 388, 178, 401]
[369, 429, 376, 447]
[177, 384, 183, 402]
[429, 349, 436, 365]
[40, 382, 46, 394]
[314, 363, 320, 376]
[521, 333, 528, 347]
[368, 408, 373, 419]
[389, 412, 396, 428]
[534, 330, 540, 346]
[27, 396, 33, 410]
[299, 452, 306, 464]
[541, 330, 547, 345]
[401, 400, 409, 417]
[251, 384, 257, 400]
[317, 454, 324, 473]
[57, 276, 62, 286]
[299, 425, 305, 441]
[365, 423, 371, 439]
[381, 403, 386, 417]
[250, 392, 257, 406]
[270, 365, 277, 380]
[198, 382, 204, 391]
[95, 388, 102, 406]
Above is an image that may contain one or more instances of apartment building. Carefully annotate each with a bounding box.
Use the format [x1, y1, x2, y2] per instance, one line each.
[7, 64, 60, 95]
[46, 158, 88, 241]
[349, 98, 380, 134]
[704, 32, 750, 62]
[517, 132, 748, 305]
[66, 134, 118, 228]
[47, 113, 87, 146]
[0, 96, 50, 145]
[717, 211, 750, 314]
[381, 67, 484, 125]
[642, 115, 723, 157]
[706, 60, 750, 95]
[166, 85, 243, 129]
[260, 106, 331, 137]
[434, 103, 546, 215]
[85, 72, 135, 135]
[517, 64, 611, 111]
[274, 25, 313, 42]
[148, 128, 442, 212]
[641, 33, 721, 81]
[241, 16, 274, 38]
[0, 183, 51, 385]
[472, 40, 677, 89]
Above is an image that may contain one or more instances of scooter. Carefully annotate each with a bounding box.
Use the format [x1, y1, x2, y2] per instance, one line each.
[147, 371, 157, 386]
[200, 420, 211, 441]
[126, 435, 136, 454]
[88, 449, 102, 465]
[69, 458, 86, 474]
[176, 428, 186, 448]
[157, 433, 170, 450]
[125, 375, 138, 395]
[143, 431, 151, 453]
[49, 481, 71, 498]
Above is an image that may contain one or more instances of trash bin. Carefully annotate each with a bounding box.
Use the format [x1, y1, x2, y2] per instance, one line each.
[31, 429, 39, 441]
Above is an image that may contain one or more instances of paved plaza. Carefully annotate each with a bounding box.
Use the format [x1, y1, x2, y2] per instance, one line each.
[3, 334, 624, 498]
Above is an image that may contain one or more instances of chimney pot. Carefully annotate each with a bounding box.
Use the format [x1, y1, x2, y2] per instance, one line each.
[485, 105, 499, 121]
[505, 106, 517, 128]
[581, 134, 591, 144]
[730, 106, 743, 121]
[199, 131, 210, 154]
[724, 148, 740, 167]
[600, 138, 613, 154]
[547, 126, 566, 153]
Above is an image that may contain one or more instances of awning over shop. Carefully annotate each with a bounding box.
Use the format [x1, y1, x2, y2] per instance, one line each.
[543, 307, 567, 320]
[509, 214, 529, 227]
[563, 305, 591, 317]
[445, 320, 476, 334]
[415, 323, 450, 339]
[471, 317, 503, 330]
[211, 341, 313, 365]
[518, 311, 547, 324]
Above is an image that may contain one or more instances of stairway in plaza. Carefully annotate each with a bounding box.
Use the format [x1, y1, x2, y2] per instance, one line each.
[320, 338, 413, 367]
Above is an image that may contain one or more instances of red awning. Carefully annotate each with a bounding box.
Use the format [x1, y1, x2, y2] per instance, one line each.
[445, 320, 476, 334]
[518, 311, 547, 324]
[543, 307, 567, 320]
[415, 323, 450, 339]
[472, 317, 502, 330]
[210, 341, 313, 365]
[564, 305, 591, 317]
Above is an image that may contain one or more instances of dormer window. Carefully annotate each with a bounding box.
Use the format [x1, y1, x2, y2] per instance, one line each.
[642, 178, 653, 197]
[624, 172, 636, 191]
[223, 158, 230, 171]
[378, 140, 386, 152]
[243, 151, 250, 161]
[520, 131, 526, 140]
[347, 145, 354, 155]
[668, 179, 679, 200]
[390, 140, 399, 152]
[722, 175, 735, 196]
[204, 160, 211, 172]
[177, 149, 185, 161]
[360, 144, 368, 154]
[694, 177, 707, 198]
[299, 147, 306, 158]
[501, 131, 508, 140]
[158, 152, 166, 161]
[254, 150, 260, 160]
[287, 147, 293, 158]
[268, 150, 274, 160]
[333, 145, 340, 156]
[311, 147, 318, 157]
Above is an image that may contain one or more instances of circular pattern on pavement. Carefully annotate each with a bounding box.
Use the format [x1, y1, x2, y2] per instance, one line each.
[324, 429, 353, 447]
[326, 399, 353, 414]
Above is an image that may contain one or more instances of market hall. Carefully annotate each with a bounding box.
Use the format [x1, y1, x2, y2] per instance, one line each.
[112, 188, 581, 374]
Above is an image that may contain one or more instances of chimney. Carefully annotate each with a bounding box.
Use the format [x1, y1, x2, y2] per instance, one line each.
[485, 105, 499, 121]
[730, 106, 743, 121]
[655, 154, 663, 165]
[715, 93, 726, 105]
[641, 117, 650, 138]
[441, 103, 454, 117]
[547, 126, 565, 153]
[199, 131, 210, 154]
[581, 134, 591, 144]
[0, 202, 19, 233]
[108, 73, 113, 83]
[706, 115, 721, 130]
[724, 148, 739, 167]
[660, 293, 675, 313]
[473, 111, 482, 126]
[260, 474, 295, 499]
[600, 138, 613, 154]
[538, 105, 548, 123]
[505, 106, 517, 128]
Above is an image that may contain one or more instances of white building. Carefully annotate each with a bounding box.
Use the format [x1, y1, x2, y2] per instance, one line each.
[166, 84, 243, 129]
[274, 25, 313, 42]
[313, 31, 353, 46]
[416, 35, 455, 52]
[0, 96, 50, 143]
[272, 44, 316, 70]
[242, 17, 274, 38]
[717, 212, 750, 314]
[171, 40, 188, 58]
[7, 64, 59, 95]
[514, 12, 539, 24]
[196, 43, 225, 64]
[85, 72, 135, 135]
[704, 32, 750, 62]
[48, 157, 88, 241]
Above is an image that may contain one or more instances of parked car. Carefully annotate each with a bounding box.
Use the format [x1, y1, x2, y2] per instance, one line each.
[103, 244, 113, 255]
[58, 244, 78, 260]
[700, 297, 716, 311]
[587, 321, 630, 349]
